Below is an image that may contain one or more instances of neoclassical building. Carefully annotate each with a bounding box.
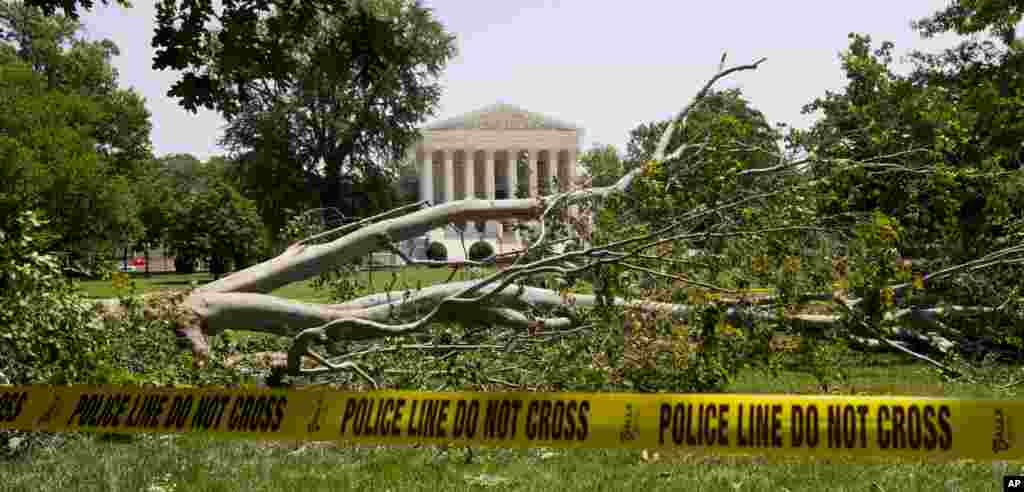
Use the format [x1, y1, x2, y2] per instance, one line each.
[407, 103, 584, 260]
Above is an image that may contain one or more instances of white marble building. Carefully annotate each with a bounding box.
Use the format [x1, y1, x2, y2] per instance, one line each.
[404, 103, 585, 261]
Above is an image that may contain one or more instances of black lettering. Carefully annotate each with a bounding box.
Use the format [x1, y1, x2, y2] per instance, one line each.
[791, 405, 804, 447]
[907, 405, 921, 450]
[704, 404, 716, 446]
[125, 395, 141, 426]
[464, 400, 478, 439]
[272, 396, 286, 432]
[149, 395, 169, 428]
[856, 405, 869, 448]
[262, 397, 275, 432]
[842, 405, 856, 449]
[828, 405, 841, 448]
[659, 403, 671, 445]
[391, 399, 405, 437]
[756, 404, 769, 447]
[406, 400, 418, 436]
[564, 401, 576, 441]
[806, 405, 819, 448]
[67, 395, 91, 426]
[508, 400, 522, 439]
[166, 395, 192, 430]
[577, 401, 590, 440]
[673, 404, 686, 445]
[938, 405, 952, 450]
[436, 400, 450, 438]
[685, 403, 698, 445]
[360, 398, 375, 436]
[697, 403, 705, 445]
[736, 403, 774, 448]
[526, 401, 538, 440]
[718, 404, 729, 446]
[552, 401, 565, 440]
[922, 405, 937, 450]
[378, 399, 394, 436]
[877, 405, 890, 449]
[420, 399, 434, 437]
[539, 400, 552, 440]
[893, 406, 906, 449]
[486, 400, 503, 439]
[771, 404, 783, 448]
[340, 399, 357, 435]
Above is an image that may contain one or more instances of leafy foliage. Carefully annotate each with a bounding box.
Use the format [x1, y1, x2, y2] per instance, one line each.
[796, 28, 1024, 259]
[160, 0, 457, 217]
[165, 174, 269, 277]
[0, 210, 258, 388]
[0, 1, 151, 268]
[577, 144, 624, 188]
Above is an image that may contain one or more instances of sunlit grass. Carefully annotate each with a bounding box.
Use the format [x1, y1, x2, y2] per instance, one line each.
[3, 360, 1016, 492]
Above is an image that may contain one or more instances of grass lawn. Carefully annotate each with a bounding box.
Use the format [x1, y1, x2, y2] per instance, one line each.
[45, 267, 1019, 491]
[74, 266, 504, 303]
[3, 362, 1019, 492]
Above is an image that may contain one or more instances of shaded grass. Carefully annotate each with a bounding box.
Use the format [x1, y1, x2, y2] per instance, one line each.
[2, 361, 1018, 492]
[2, 432, 1015, 492]
[73, 267, 502, 304]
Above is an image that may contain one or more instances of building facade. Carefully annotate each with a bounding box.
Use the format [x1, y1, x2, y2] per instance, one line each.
[407, 103, 584, 261]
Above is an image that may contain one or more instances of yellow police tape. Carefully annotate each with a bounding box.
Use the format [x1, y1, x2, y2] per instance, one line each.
[0, 385, 1020, 462]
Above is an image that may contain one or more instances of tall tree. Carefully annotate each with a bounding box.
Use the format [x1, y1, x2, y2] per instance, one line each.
[16, 0, 124, 18]
[218, 104, 321, 244]
[913, 0, 1023, 46]
[0, 1, 151, 175]
[623, 88, 780, 174]
[616, 88, 783, 233]
[155, 0, 457, 216]
[577, 144, 624, 188]
[797, 27, 1024, 260]
[0, 1, 151, 263]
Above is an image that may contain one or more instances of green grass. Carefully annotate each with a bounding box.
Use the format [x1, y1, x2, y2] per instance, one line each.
[74, 267, 502, 304]
[2, 363, 1018, 492]
[1, 433, 1015, 492]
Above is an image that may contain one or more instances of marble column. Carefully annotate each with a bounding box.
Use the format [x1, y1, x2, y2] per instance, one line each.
[443, 149, 454, 204]
[503, 149, 519, 242]
[508, 149, 519, 199]
[528, 150, 539, 198]
[548, 149, 560, 195]
[485, 150, 497, 238]
[464, 149, 476, 234]
[419, 147, 433, 204]
[567, 147, 578, 216]
[481, 150, 494, 236]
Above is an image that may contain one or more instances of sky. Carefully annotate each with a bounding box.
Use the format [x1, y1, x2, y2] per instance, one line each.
[77, 1, 970, 162]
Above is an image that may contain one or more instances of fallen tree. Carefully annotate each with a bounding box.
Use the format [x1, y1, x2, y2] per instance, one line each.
[92, 56, 1024, 388]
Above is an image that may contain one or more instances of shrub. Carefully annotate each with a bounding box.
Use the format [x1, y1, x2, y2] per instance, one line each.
[468, 240, 494, 261]
[0, 211, 267, 460]
[426, 241, 447, 262]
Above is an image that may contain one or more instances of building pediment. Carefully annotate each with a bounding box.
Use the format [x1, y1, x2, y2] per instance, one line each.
[423, 103, 580, 131]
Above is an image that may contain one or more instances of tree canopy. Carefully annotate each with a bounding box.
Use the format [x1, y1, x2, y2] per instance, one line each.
[795, 30, 1024, 261]
[158, 0, 457, 217]
[0, 1, 151, 262]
